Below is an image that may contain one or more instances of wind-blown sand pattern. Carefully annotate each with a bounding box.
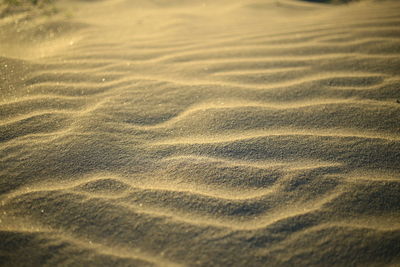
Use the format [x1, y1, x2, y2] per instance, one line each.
[1, 0, 400, 266]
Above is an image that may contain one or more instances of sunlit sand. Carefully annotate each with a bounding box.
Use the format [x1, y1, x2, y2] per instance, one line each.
[1, 0, 400, 265]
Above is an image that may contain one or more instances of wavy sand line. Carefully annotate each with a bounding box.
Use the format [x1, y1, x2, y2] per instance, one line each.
[211, 66, 310, 75]
[151, 130, 400, 146]
[160, 155, 341, 171]
[22, 72, 389, 94]
[174, 54, 400, 67]
[123, 99, 397, 128]
[2, 187, 343, 231]
[2, 178, 278, 202]
[2, 160, 341, 201]
[58, 38, 399, 58]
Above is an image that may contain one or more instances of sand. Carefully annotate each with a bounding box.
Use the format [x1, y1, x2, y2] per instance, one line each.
[0, 0, 400, 266]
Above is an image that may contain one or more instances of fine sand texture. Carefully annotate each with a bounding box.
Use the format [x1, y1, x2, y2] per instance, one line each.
[1, 0, 400, 266]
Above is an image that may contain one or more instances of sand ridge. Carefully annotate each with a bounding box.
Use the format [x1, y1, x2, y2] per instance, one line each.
[1, 0, 400, 266]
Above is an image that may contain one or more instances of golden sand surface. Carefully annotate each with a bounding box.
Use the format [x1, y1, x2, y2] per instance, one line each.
[0, 0, 400, 266]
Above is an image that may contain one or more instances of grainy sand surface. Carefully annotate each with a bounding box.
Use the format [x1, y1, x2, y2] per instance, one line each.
[1, 0, 400, 266]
